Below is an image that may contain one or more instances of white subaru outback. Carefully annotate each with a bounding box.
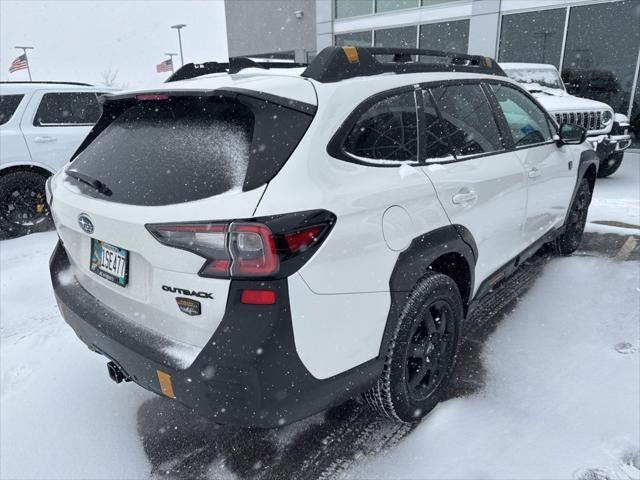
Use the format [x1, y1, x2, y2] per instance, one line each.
[500, 63, 632, 178]
[48, 47, 597, 427]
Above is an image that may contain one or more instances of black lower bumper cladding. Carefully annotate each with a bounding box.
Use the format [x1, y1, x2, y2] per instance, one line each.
[50, 241, 382, 427]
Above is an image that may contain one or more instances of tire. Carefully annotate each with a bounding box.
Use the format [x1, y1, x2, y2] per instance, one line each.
[363, 272, 463, 423]
[597, 152, 624, 178]
[0, 170, 53, 238]
[553, 178, 591, 256]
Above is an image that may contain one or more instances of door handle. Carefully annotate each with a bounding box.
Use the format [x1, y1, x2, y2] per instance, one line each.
[34, 136, 57, 143]
[452, 191, 477, 205]
[528, 167, 541, 178]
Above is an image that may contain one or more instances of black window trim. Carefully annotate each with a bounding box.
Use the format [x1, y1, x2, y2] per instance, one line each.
[327, 77, 562, 168]
[419, 79, 510, 164]
[327, 84, 422, 168]
[32, 91, 105, 128]
[482, 79, 559, 152]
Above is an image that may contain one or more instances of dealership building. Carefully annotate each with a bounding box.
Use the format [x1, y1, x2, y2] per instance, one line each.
[225, 0, 640, 147]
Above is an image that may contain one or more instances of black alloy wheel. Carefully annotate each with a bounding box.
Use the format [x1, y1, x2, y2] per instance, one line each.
[554, 178, 590, 255]
[405, 300, 455, 402]
[364, 271, 462, 423]
[0, 171, 52, 238]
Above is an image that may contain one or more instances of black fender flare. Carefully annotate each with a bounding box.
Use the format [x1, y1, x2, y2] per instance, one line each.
[378, 224, 477, 358]
[564, 149, 598, 226]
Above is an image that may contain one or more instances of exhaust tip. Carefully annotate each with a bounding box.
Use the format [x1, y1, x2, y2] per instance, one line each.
[107, 361, 130, 383]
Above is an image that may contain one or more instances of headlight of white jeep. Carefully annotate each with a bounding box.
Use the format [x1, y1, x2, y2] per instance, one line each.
[602, 110, 613, 125]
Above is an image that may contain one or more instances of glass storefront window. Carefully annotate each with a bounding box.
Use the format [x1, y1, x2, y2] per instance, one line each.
[419, 19, 469, 54]
[422, 0, 453, 5]
[335, 31, 373, 47]
[374, 25, 418, 48]
[374, 25, 418, 61]
[376, 0, 418, 13]
[498, 9, 566, 69]
[335, 0, 374, 19]
[562, 0, 640, 116]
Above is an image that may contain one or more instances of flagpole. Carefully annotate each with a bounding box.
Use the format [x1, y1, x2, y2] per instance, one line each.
[15, 46, 34, 81]
[164, 53, 178, 73]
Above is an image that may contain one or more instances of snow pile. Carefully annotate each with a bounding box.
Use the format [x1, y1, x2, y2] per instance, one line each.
[0, 232, 153, 479]
[343, 256, 639, 479]
[587, 154, 640, 231]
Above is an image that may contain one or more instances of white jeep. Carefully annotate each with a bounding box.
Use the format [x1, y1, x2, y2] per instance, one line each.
[500, 63, 631, 178]
[0, 82, 114, 237]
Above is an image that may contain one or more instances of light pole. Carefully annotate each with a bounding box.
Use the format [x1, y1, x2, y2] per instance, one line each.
[170, 24, 187, 66]
[164, 53, 178, 72]
[14, 46, 34, 81]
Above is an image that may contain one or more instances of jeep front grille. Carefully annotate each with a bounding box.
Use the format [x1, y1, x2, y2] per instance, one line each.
[554, 111, 603, 131]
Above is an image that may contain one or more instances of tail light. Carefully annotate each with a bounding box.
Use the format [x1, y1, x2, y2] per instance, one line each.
[147, 210, 335, 279]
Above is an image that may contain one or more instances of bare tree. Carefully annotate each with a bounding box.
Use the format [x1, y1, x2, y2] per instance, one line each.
[100, 69, 128, 89]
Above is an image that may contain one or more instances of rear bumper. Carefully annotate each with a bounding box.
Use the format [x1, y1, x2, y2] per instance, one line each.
[50, 240, 382, 427]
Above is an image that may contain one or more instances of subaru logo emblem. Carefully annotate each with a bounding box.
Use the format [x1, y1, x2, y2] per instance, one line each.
[78, 214, 94, 235]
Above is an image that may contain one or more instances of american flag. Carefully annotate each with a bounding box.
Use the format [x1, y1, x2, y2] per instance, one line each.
[156, 58, 173, 73]
[9, 54, 28, 73]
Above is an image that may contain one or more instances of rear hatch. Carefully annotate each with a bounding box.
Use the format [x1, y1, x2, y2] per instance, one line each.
[49, 87, 315, 359]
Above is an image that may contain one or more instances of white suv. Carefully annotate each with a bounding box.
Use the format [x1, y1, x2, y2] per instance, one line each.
[48, 47, 597, 427]
[500, 63, 632, 178]
[0, 82, 112, 236]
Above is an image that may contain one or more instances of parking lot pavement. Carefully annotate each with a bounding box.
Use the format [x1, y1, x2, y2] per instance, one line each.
[131, 230, 639, 480]
[1, 194, 638, 479]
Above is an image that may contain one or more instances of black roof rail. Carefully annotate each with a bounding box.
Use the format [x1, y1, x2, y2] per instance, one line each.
[301, 46, 507, 83]
[0, 81, 93, 86]
[165, 57, 308, 83]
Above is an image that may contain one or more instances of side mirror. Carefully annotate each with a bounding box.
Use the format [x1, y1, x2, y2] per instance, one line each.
[558, 122, 586, 145]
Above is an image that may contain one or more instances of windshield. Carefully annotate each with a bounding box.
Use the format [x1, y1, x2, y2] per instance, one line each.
[503, 67, 564, 90]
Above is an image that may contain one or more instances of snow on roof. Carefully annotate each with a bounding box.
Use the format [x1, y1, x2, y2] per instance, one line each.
[500, 62, 559, 71]
[108, 69, 317, 106]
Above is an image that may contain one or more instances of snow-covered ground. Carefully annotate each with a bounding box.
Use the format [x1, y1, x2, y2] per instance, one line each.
[1, 155, 639, 480]
[587, 154, 640, 232]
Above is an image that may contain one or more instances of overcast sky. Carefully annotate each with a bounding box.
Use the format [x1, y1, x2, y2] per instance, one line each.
[0, 0, 229, 88]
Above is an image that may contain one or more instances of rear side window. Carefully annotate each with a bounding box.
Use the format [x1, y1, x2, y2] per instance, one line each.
[489, 83, 553, 147]
[0, 94, 24, 125]
[34, 92, 103, 126]
[343, 91, 418, 162]
[430, 84, 504, 157]
[69, 95, 313, 206]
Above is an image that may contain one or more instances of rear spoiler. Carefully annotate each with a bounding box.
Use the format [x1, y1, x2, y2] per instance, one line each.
[69, 88, 316, 163]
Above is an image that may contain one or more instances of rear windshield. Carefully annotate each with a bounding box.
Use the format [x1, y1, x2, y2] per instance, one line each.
[0, 94, 24, 125]
[68, 95, 312, 206]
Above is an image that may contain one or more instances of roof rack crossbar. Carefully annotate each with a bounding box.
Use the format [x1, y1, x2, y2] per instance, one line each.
[0, 81, 93, 86]
[301, 46, 506, 83]
[165, 57, 307, 83]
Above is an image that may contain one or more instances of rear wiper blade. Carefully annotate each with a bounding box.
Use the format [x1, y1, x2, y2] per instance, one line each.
[66, 169, 112, 196]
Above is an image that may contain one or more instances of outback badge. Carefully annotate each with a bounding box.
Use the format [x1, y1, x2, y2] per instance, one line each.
[176, 297, 201, 316]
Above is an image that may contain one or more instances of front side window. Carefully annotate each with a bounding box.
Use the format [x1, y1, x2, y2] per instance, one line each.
[344, 91, 418, 162]
[34, 92, 102, 126]
[0, 94, 24, 125]
[429, 84, 503, 157]
[490, 83, 553, 147]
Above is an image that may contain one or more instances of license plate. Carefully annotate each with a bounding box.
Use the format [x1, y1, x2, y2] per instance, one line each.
[90, 239, 129, 287]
